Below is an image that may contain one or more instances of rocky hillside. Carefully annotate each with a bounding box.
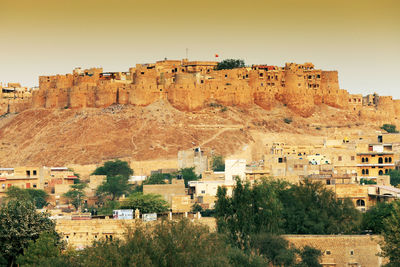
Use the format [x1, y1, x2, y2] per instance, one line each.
[0, 101, 388, 167]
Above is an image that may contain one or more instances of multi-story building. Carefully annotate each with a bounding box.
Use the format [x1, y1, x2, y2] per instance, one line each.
[357, 143, 395, 180]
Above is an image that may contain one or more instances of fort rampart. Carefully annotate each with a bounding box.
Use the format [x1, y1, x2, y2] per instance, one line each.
[3, 59, 400, 119]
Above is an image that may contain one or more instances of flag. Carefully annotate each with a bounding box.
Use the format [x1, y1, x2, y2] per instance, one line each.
[215, 54, 219, 58]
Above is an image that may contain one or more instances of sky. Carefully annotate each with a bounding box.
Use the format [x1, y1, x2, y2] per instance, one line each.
[0, 0, 399, 97]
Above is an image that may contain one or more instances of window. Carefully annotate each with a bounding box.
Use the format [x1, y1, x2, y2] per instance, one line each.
[366, 157, 369, 162]
[379, 170, 384, 175]
[362, 158, 365, 163]
[325, 250, 331, 255]
[379, 157, 383, 164]
[362, 169, 365, 175]
[1, 184, 4, 189]
[201, 190, 205, 194]
[366, 169, 369, 174]
[356, 199, 365, 207]
[389, 157, 392, 163]
[33, 184, 37, 188]
[350, 250, 354, 255]
[26, 170, 30, 176]
[278, 158, 283, 163]
[338, 156, 342, 161]
[33, 170, 37, 176]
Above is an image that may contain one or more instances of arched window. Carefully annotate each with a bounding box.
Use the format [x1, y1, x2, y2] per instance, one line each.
[366, 169, 369, 175]
[379, 170, 384, 175]
[385, 169, 389, 174]
[366, 157, 369, 163]
[379, 157, 383, 164]
[385, 157, 388, 163]
[362, 169, 365, 175]
[356, 199, 365, 207]
[362, 158, 365, 163]
[389, 157, 392, 163]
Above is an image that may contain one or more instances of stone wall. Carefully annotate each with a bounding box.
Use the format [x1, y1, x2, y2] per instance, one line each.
[285, 235, 387, 267]
[6, 60, 400, 120]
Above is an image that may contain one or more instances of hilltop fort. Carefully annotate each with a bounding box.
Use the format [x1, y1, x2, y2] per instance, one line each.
[2, 59, 399, 118]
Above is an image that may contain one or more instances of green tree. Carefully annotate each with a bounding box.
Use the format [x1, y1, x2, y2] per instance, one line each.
[216, 59, 245, 70]
[120, 193, 169, 213]
[215, 178, 285, 249]
[388, 169, 400, 187]
[6, 187, 48, 209]
[192, 203, 203, 213]
[380, 201, 400, 265]
[360, 178, 377, 185]
[92, 160, 133, 179]
[0, 200, 58, 266]
[143, 173, 169, 185]
[281, 180, 361, 234]
[78, 219, 232, 267]
[381, 124, 399, 133]
[212, 155, 225, 171]
[362, 201, 393, 234]
[97, 175, 131, 201]
[97, 200, 121, 216]
[16, 232, 62, 267]
[63, 183, 87, 211]
[179, 167, 199, 187]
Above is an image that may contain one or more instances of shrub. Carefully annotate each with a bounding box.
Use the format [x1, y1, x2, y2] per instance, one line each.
[381, 124, 399, 133]
[284, 118, 292, 124]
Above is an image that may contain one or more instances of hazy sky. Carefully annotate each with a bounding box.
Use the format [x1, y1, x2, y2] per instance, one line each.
[1, 0, 399, 98]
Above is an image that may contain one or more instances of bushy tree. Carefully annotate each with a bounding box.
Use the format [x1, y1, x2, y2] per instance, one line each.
[380, 201, 400, 266]
[78, 220, 233, 267]
[92, 160, 133, 179]
[120, 193, 169, 213]
[216, 59, 245, 70]
[0, 200, 58, 266]
[143, 173, 170, 185]
[97, 175, 131, 201]
[381, 124, 399, 133]
[179, 167, 199, 187]
[63, 183, 87, 210]
[362, 201, 393, 234]
[281, 180, 361, 234]
[212, 155, 225, 171]
[16, 232, 62, 267]
[6, 187, 48, 209]
[215, 178, 286, 249]
[389, 169, 400, 187]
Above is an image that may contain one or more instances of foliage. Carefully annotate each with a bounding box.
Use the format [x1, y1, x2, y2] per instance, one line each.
[380, 201, 400, 265]
[143, 173, 173, 185]
[179, 167, 199, 187]
[97, 175, 131, 201]
[216, 59, 245, 70]
[381, 124, 399, 133]
[281, 180, 361, 234]
[92, 160, 133, 179]
[388, 169, 400, 187]
[192, 203, 203, 213]
[16, 232, 62, 267]
[120, 193, 169, 213]
[0, 200, 58, 266]
[78, 219, 233, 267]
[212, 155, 225, 172]
[362, 201, 393, 234]
[97, 200, 121, 216]
[360, 178, 377, 185]
[283, 118, 292, 124]
[215, 178, 361, 241]
[221, 106, 228, 112]
[215, 178, 286, 249]
[63, 183, 87, 210]
[6, 187, 48, 209]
